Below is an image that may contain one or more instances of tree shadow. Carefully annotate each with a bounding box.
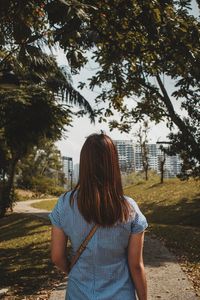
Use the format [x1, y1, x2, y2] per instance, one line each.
[0, 212, 50, 242]
[140, 194, 200, 227]
[0, 213, 64, 297]
[140, 193, 200, 267]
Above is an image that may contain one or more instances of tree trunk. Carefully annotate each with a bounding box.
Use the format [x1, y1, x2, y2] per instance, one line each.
[156, 75, 200, 161]
[160, 153, 166, 184]
[160, 162, 164, 184]
[0, 155, 19, 218]
[145, 167, 148, 181]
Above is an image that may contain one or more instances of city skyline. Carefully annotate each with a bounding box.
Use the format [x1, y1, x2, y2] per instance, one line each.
[62, 140, 182, 181]
[114, 140, 181, 177]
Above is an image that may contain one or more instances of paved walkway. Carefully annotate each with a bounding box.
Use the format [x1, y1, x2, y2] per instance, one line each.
[14, 199, 199, 300]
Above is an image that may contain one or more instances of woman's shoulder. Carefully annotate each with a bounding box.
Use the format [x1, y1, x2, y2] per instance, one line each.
[123, 195, 138, 209]
[61, 190, 77, 204]
[124, 195, 148, 233]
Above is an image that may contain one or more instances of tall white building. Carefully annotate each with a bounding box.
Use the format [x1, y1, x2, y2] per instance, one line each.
[135, 143, 181, 177]
[113, 140, 134, 173]
[157, 147, 181, 178]
[114, 140, 181, 177]
[134, 144, 159, 172]
[73, 163, 80, 184]
[62, 156, 73, 188]
[134, 144, 143, 171]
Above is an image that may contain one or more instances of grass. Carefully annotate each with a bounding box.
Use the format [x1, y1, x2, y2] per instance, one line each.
[124, 176, 200, 293]
[32, 198, 57, 211]
[29, 176, 200, 293]
[33, 177, 200, 226]
[124, 177, 200, 226]
[0, 213, 64, 299]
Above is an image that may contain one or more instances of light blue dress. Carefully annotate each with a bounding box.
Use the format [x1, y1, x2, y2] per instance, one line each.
[49, 191, 148, 300]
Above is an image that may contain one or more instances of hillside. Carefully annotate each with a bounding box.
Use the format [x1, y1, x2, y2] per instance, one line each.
[124, 177, 200, 293]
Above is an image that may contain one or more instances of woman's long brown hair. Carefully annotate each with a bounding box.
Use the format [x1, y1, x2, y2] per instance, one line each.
[70, 133, 131, 226]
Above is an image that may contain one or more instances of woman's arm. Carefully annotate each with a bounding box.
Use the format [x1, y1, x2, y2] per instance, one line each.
[50, 226, 69, 274]
[128, 231, 147, 300]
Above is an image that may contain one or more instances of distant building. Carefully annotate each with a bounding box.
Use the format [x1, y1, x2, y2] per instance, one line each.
[73, 163, 79, 184]
[136, 144, 181, 177]
[113, 140, 134, 173]
[62, 156, 73, 188]
[157, 147, 181, 178]
[114, 140, 181, 177]
[134, 144, 158, 172]
[134, 144, 143, 171]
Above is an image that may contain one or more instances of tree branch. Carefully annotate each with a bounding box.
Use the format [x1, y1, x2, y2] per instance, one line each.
[156, 74, 200, 156]
[0, 47, 19, 69]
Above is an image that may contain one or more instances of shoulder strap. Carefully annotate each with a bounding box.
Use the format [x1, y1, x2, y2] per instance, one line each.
[69, 224, 99, 272]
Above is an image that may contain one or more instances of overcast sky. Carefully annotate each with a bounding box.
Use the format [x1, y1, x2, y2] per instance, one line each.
[54, 3, 199, 164]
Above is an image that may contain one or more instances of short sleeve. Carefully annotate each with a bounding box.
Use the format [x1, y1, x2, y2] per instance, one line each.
[48, 194, 64, 229]
[130, 201, 148, 234]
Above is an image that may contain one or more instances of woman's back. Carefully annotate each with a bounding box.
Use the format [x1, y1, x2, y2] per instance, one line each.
[49, 191, 148, 300]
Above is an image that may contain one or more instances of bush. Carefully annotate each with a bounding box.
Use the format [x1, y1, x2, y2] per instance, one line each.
[48, 185, 66, 196]
[31, 176, 65, 196]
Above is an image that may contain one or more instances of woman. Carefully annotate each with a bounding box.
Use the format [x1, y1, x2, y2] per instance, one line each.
[49, 133, 148, 300]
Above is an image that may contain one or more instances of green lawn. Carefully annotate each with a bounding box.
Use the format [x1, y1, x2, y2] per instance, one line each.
[32, 198, 57, 211]
[124, 177, 200, 293]
[33, 177, 200, 227]
[0, 213, 64, 299]
[30, 177, 200, 292]
[124, 177, 200, 227]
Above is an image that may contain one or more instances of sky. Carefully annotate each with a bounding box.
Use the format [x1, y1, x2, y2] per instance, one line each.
[54, 3, 199, 165]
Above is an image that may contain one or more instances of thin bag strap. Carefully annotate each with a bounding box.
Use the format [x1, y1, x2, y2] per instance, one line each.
[69, 224, 99, 272]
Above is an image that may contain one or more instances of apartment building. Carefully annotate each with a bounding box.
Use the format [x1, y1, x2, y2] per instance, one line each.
[114, 140, 181, 177]
[62, 156, 73, 188]
[113, 140, 134, 173]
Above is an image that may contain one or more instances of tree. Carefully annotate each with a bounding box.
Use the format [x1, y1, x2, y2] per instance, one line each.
[167, 131, 200, 179]
[0, 0, 95, 76]
[157, 146, 167, 184]
[0, 85, 70, 216]
[135, 121, 149, 180]
[1, 0, 200, 190]
[85, 1, 200, 174]
[16, 139, 65, 189]
[0, 1, 96, 216]
[1, 1, 199, 166]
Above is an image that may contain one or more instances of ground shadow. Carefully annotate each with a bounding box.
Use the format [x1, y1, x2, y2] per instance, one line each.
[140, 194, 200, 227]
[0, 213, 64, 297]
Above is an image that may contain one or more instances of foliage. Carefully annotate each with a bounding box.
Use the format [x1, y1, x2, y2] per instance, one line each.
[84, 0, 200, 175]
[167, 130, 200, 179]
[1, 0, 200, 217]
[31, 176, 66, 196]
[0, 1, 95, 216]
[14, 189, 36, 202]
[122, 170, 159, 187]
[0, 84, 70, 216]
[2, 0, 199, 143]
[16, 140, 65, 190]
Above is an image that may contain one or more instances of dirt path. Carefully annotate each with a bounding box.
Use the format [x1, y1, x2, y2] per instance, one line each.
[14, 198, 52, 216]
[14, 199, 199, 300]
